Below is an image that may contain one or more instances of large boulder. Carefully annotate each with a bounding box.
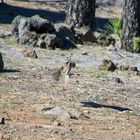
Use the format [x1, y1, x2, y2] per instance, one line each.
[0, 53, 4, 71]
[12, 15, 55, 47]
[12, 16, 77, 50]
[27, 15, 55, 34]
[55, 24, 76, 43]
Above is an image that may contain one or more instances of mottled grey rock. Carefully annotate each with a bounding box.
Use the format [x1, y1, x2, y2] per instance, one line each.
[97, 34, 115, 46]
[18, 18, 28, 44]
[37, 39, 46, 49]
[45, 34, 58, 50]
[55, 24, 76, 44]
[44, 106, 73, 120]
[12, 15, 25, 36]
[28, 15, 55, 34]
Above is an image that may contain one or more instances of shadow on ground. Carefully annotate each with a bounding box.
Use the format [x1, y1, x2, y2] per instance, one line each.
[81, 102, 131, 112]
[0, 3, 66, 24]
[0, 69, 20, 73]
[95, 17, 109, 31]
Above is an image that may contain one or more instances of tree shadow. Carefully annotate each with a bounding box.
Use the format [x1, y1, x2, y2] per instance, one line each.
[0, 3, 66, 24]
[0, 69, 20, 73]
[95, 17, 109, 31]
[31, 0, 67, 2]
[81, 102, 131, 112]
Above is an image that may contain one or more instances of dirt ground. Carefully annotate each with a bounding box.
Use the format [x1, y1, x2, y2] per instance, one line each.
[0, 1, 140, 140]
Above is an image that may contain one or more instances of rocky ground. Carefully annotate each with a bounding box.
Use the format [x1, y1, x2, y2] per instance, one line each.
[0, 1, 140, 140]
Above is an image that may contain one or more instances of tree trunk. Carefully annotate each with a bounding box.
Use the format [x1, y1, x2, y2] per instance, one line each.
[66, 0, 96, 29]
[121, 0, 140, 53]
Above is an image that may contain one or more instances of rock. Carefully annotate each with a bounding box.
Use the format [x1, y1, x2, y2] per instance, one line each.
[0, 53, 4, 71]
[44, 106, 73, 120]
[55, 24, 76, 44]
[18, 18, 28, 44]
[111, 77, 123, 83]
[28, 15, 55, 34]
[135, 71, 140, 76]
[99, 59, 116, 71]
[40, 34, 47, 40]
[117, 65, 138, 72]
[97, 34, 115, 46]
[117, 64, 129, 71]
[45, 34, 58, 50]
[129, 66, 138, 72]
[0, 117, 5, 124]
[0, 32, 12, 38]
[12, 15, 55, 46]
[12, 15, 25, 36]
[37, 39, 46, 49]
[82, 28, 97, 43]
[22, 48, 38, 58]
[63, 37, 76, 49]
[17, 18, 38, 45]
[23, 31, 38, 46]
[55, 24, 76, 49]
[53, 121, 62, 126]
[82, 52, 88, 55]
[75, 32, 84, 44]
[12, 16, 77, 50]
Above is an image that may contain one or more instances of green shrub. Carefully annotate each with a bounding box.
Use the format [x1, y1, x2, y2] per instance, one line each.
[105, 18, 123, 36]
[133, 37, 140, 50]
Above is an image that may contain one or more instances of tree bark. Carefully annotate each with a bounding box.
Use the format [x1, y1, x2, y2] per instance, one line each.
[66, 0, 96, 29]
[121, 0, 140, 52]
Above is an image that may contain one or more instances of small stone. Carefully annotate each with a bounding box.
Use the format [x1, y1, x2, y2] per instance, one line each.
[22, 48, 38, 58]
[44, 106, 73, 120]
[135, 71, 140, 76]
[0, 117, 5, 124]
[111, 77, 123, 83]
[53, 121, 62, 126]
[99, 59, 116, 71]
[82, 28, 97, 43]
[97, 34, 115, 46]
[129, 66, 138, 72]
[82, 52, 88, 55]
